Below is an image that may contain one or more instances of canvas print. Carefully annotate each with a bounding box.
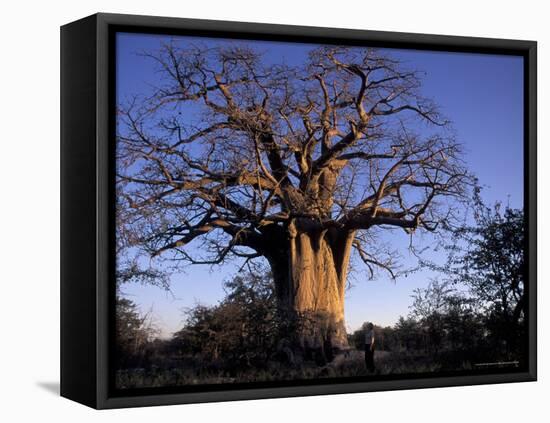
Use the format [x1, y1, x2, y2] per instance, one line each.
[114, 32, 526, 391]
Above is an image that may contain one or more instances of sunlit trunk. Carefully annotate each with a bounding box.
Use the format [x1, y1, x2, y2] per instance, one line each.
[268, 224, 355, 353]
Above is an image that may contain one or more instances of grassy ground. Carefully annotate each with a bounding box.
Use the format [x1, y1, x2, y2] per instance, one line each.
[116, 348, 475, 389]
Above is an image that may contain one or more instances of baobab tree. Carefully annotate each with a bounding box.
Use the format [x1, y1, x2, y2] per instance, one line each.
[116, 42, 471, 351]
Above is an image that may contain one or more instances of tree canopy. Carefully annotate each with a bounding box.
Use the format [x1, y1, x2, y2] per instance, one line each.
[116, 43, 471, 277]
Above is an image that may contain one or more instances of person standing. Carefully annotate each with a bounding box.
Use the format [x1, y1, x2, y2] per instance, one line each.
[364, 322, 375, 373]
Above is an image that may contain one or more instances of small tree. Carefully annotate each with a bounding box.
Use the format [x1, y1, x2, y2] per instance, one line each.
[115, 297, 158, 368]
[410, 280, 484, 354]
[394, 316, 424, 351]
[410, 280, 456, 353]
[172, 269, 293, 369]
[447, 202, 526, 357]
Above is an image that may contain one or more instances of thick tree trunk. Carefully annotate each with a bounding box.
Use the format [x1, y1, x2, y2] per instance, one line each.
[267, 222, 355, 354]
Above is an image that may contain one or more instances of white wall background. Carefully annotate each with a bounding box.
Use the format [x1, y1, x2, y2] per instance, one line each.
[1, 0, 547, 421]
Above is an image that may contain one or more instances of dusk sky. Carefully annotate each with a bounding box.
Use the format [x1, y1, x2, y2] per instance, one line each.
[116, 32, 524, 338]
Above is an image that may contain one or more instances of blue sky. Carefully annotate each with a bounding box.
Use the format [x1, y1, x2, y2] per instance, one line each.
[116, 32, 524, 337]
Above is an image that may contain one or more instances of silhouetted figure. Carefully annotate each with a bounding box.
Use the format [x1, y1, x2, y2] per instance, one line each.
[364, 322, 375, 373]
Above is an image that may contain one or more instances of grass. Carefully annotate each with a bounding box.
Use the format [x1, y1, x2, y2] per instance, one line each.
[115, 347, 478, 389]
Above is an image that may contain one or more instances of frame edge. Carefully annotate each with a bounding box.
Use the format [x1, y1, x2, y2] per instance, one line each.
[84, 12, 538, 409]
[60, 14, 99, 409]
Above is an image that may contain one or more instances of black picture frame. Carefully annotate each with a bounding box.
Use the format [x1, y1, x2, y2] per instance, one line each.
[61, 12, 537, 409]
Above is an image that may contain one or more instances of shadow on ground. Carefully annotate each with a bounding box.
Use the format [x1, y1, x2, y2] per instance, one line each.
[36, 381, 60, 396]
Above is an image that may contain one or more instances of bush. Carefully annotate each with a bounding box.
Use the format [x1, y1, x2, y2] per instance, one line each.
[170, 269, 294, 371]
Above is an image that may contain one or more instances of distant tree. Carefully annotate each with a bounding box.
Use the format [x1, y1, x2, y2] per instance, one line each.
[410, 280, 483, 354]
[171, 269, 295, 369]
[115, 296, 158, 368]
[442, 295, 484, 352]
[394, 316, 424, 351]
[376, 325, 401, 352]
[117, 43, 472, 349]
[447, 201, 526, 356]
[349, 323, 396, 351]
[410, 279, 455, 319]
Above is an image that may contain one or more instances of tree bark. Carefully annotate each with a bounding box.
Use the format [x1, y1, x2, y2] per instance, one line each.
[267, 221, 355, 353]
